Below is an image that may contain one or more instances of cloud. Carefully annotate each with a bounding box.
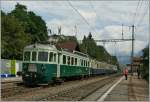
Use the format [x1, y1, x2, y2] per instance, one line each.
[78, 10, 96, 20]
[1, 0, 149, 64]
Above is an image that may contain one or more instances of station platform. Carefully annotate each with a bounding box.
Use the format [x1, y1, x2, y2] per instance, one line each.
[104, 74, 149, 101]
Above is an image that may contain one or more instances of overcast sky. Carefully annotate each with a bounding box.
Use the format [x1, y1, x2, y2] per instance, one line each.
[1, 0, 149, 64]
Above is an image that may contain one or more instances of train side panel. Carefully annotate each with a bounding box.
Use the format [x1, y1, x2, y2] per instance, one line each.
[60, 65, 90, 77]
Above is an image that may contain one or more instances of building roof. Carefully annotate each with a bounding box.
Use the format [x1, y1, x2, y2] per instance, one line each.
[133, 57, 142, 62]
[56, 41, 80, 52]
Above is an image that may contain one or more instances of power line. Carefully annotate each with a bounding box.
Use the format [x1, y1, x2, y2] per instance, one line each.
[89, 0, 99, 20]
[67, 0, 97, 34]
[89, 0, 102, 30]
[136, 1, 149, 26]
[132, 0, 143, 24]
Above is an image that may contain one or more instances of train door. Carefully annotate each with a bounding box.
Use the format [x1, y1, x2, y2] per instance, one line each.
[56, 53, 61, 78]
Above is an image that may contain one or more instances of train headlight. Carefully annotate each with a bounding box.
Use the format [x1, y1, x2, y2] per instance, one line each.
[28, 64, 37, 72]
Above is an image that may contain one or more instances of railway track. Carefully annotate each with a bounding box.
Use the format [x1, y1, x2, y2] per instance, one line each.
[2, 74, 121, 101]
[40, 74, 120, 101]
[1, 82, 42, 98]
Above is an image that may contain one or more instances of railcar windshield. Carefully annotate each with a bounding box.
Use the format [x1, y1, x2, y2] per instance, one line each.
[38, 52, 48, 61]
[32, 51, 37, 61]
[49, 52, 53, 62]
[24, 51, 30, 61]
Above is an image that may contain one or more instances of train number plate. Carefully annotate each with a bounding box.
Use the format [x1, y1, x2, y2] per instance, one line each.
[28, 64, 37, 72]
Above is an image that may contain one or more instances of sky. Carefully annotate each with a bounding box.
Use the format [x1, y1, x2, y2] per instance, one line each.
[1, 0, 149, 64]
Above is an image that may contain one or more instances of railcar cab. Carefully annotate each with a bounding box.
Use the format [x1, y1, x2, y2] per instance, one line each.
[22, 44, 59, 85]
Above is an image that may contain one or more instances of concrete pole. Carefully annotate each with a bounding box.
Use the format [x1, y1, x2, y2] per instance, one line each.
[131, 25, 135, 75]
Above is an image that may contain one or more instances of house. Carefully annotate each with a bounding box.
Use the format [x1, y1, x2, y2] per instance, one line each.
[56, 41, 80, 52]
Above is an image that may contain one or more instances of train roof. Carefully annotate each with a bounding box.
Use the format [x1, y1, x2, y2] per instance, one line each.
[24, 44, 89, 57]
[24, 43, 57, 51]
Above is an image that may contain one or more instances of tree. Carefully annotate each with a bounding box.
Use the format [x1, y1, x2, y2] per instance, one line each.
[9, 3, 48, 43]
[1, 11, 31, 59]
[9, 3, 28, 22]
[27, 11, 48, 42]
[141, 46, 149, 82]
[88, 32, 92, 39]
[79, 33, 118, 65]
[1, 3, 48, 60]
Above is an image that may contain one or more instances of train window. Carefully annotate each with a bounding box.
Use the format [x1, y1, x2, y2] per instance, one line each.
[83, 60, 85, 66]
[86, 61, 87, 67]
[71, 57, 74, 65]
[81, 60, 83, 66]
[24, 51, 30, 61]
[63, 55, 66, 64]
[49, 52, 53, 62]
[83, 60, 84, 66]
[32, 51, 36, 61]
[67, 56, 70, 65]
[38, 52, 48, 61]
[75, 58, 77, 65]
[88, 61, 89, 67]
[54, 53, 56, 62]
[80, 59, 81, 66]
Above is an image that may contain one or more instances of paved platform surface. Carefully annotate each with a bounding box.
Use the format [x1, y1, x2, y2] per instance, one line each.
[104, 74, 149, 101]
[83, 77, 119, 101]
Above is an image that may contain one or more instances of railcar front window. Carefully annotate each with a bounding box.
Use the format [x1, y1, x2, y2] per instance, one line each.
[49, 52, 53, 62]
[32, 51, 36, 61]
[75, 58, 77, 65]
[83, 60, 85, 66]
[54, 53, 56, 62]
[81, 60, 83, 66]
[71, 57, 74, 65]
[38, 52, 48, 61]
[24, 52, 30, 61]
[67, 56, 70, 65]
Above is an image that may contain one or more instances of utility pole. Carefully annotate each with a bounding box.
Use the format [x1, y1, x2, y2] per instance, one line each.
[122, 24, 124, 39]
[131, 25, 135, 75]
[58, 26, 61, 35]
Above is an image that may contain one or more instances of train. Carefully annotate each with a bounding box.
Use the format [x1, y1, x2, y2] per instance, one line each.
[22, 43, 118, 86]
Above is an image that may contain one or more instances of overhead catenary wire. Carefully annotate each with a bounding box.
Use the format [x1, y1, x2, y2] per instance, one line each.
[136, 0, 149, 26]
[67, 0, 98, 34]
[89, 0, 101, 22]
[132, 0, 143, 25]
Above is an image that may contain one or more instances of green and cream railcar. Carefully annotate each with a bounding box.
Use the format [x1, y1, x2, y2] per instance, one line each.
[91, 60, 111, 75]
[60, 50, 91, 79]
[22, 44, 91, 85]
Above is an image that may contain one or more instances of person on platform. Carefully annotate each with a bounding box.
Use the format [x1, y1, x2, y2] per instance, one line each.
[137, 68, 140, 79]
[123, 68, 128, 80]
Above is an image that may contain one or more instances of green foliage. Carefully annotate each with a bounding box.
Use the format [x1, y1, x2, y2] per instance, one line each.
[79, 33, 97, 58]
[9, 3, 48, 43]
[141, 46, 149, 82]
[1, 3, 48, 60]
[1, 11, 31, 59]
[79, 33, 118, 65]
